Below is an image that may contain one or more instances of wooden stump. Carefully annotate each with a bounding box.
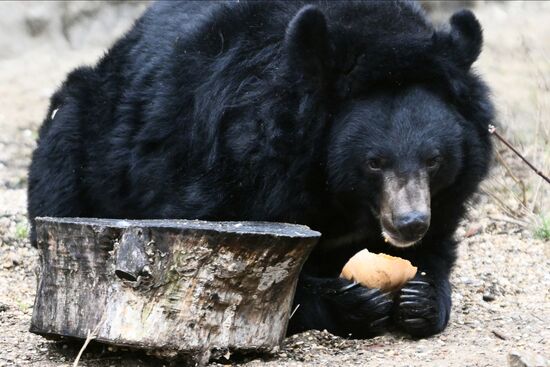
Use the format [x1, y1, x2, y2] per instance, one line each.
[30, 217, 320, 364]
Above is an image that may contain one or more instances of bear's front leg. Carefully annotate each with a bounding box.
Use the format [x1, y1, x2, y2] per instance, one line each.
[288, 274, 394, 338]
[393, 268, 451, 338]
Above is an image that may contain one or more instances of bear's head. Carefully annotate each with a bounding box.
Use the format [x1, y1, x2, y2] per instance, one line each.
[284, 3, 493, 247]
[326, 86, 465, 247]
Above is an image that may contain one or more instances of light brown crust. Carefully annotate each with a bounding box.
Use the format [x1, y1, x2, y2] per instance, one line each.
[340, 249, 417, 292]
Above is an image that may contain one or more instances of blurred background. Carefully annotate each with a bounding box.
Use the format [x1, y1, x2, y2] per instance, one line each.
[0, 1, 548, 367]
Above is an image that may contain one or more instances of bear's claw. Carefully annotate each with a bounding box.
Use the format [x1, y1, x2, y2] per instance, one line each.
[394, 273, 444, 337]
[325, 280, 394, 338]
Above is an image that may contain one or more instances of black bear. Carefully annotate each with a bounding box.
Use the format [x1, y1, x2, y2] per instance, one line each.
[28, 1, 493, 339]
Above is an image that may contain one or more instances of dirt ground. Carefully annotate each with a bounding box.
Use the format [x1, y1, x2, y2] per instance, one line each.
[0, 2, 548, 367]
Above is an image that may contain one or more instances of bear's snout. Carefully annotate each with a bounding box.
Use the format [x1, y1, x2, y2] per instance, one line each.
[380, 171, 431, 248]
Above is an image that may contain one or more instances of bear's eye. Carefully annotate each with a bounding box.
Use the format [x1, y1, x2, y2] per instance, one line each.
[367, 158, 384, 172]
[426, 155, 442, 170]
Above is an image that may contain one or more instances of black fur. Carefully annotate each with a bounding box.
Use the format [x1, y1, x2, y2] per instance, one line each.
[28, 1, 493, 339]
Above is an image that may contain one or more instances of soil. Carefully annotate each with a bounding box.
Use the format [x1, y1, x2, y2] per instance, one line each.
[0, 2, 548, 367]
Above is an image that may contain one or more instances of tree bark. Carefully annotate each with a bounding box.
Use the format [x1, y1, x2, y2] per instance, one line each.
[30, 217, 319, 365]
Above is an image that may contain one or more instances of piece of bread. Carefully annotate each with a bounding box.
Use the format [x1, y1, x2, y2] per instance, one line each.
[340, 249, 417, 292]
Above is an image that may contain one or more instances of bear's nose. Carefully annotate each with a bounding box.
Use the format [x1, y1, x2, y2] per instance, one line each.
[394, 211, 430, 241]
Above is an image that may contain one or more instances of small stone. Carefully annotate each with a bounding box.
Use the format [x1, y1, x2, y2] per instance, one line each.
[508, 351, 548, 367]
[465, 224, 483, 237]
[483, 294, 496, 302]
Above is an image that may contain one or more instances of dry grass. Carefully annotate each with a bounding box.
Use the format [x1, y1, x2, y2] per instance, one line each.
[474, 1, 550, 239]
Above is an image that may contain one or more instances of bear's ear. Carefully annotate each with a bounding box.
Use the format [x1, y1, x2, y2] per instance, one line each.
[284, 5, 331, 78]
[448, 9, 483, 69]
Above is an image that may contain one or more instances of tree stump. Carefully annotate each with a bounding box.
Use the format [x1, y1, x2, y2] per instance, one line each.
[30, 217, 320, 365]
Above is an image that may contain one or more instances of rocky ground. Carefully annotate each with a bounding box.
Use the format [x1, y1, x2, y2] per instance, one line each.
[0, 2, 548, 367]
